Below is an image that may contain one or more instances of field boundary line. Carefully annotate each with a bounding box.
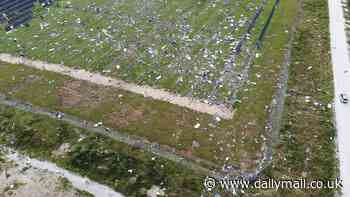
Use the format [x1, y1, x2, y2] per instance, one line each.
[0, 53, 233, 119]
[0, 93, 226, 179]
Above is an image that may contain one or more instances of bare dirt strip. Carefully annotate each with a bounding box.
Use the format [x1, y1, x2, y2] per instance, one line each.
[0, 53, 233, 120]
[0, 147, 123, 197]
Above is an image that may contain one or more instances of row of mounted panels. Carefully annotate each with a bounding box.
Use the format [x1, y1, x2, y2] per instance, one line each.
[0, 0, 52, 31]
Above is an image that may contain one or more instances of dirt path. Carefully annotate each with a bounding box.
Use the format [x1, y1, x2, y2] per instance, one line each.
[0, 147, 123, 197]
[328, 0, 350, 195]
[0, 53, 233, 119]
[0, 162, 89, 197]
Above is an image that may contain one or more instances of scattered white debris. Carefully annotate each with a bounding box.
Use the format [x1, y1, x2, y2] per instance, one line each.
[102, 69, 112, 74]
[305, 96, 311, 103]
[94, 122, 103, 128]
[75, 18, 81, 24]
[327, 103, 332, 109]
[147, 185, 165, 197]
[194, 123, 201, 129]
[192, 140, 200, 148]
[55, 112, 65, 119]
[155, 75, 162, 80]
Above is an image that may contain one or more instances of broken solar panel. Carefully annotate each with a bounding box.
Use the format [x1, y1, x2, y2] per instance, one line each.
[0, 0, 268, 107]
[0, 0, 52, 31]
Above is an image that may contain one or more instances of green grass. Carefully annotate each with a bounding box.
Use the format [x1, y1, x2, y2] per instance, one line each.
[250, 0, 339, 196]
[0, 0, 273, 103]
[0, 62, 240, 167]
[222, 0, 299, 170]
[57, 177, 94, 197]
[0, 104, 204, 196]
[0, 0, 299, 172]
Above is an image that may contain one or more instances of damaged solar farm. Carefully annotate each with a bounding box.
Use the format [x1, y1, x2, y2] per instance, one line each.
[0, 0, 276, 107]
[0, 0, 292, 185]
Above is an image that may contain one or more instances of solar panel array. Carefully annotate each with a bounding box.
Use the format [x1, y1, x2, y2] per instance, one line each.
[0, 0, 51, 31]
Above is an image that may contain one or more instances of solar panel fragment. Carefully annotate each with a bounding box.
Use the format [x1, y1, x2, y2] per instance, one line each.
[0, 0, 52, 31]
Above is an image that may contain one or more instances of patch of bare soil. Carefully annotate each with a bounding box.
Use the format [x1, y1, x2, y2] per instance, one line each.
[0, 159, 90, 197]
[58, 80, 105, 108]
[105, 108, 144, 127]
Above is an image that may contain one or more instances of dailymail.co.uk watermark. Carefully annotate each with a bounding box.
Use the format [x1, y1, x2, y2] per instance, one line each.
[204, 177, 343, 191]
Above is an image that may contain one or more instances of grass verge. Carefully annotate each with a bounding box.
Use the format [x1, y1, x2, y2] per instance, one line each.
[0, 104, 204, 196]
[252, 0, 338, 196]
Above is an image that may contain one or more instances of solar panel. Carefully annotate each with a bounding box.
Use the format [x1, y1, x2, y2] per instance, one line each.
[0, 0, 52, 31]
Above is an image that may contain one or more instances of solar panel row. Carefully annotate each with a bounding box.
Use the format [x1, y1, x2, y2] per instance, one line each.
[0, 0, 51, 31]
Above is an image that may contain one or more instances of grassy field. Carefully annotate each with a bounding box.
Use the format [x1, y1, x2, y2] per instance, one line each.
[0, 0, 276, 105]
[0, 104, 204, 196]
[0, 1, 318, 196]
[0, 0, 300, 174]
